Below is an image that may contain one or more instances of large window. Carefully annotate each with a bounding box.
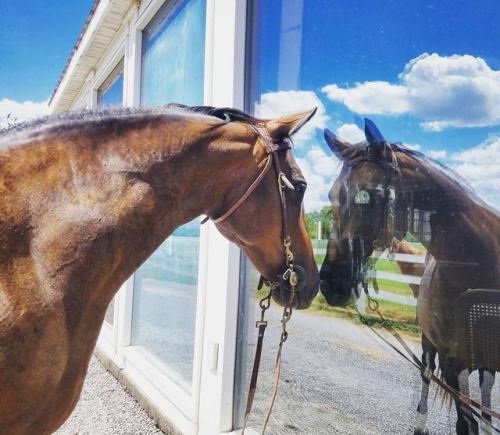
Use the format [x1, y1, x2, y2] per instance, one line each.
[140, 0, 205, 106]
[131, 0, 206, 388]
[97, 59, 124, 108]
[237, 1, 500, 433]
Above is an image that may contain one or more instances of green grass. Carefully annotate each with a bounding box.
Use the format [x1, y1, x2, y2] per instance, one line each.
[254, 285, 420, 336]
[372, 258, 417, 297]
[374, 258, 401, 273]
[310, 293, 420, 336]
[372, 279, 414, 297]
[315, 254, 325, 265]
[311, 239, 328, 248]
[315, 254, 416, 297]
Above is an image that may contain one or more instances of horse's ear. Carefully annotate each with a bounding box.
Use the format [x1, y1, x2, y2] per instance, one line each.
[364, 118, 385, 145]
[324, 128, 352, 161]
[265, 108, 317, 141]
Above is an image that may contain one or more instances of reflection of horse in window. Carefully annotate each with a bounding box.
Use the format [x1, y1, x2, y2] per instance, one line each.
[391, 238, 496, 434]
[319, 118, 500, 435]
[0, 106, 320, 434]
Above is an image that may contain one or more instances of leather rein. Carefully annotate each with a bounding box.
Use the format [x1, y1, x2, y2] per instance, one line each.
[202, 123, 304, 433]
[357, 268, 500, 433]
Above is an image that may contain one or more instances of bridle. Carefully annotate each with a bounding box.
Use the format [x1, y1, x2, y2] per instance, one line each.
[333, 146, 407, 297]
[203, 122, 306, 299]
[202, 122, 306, 433]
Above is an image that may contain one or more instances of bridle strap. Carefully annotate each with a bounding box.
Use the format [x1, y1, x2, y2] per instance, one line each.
[204, 123, 291, 225]
[212, 154, 273, 224]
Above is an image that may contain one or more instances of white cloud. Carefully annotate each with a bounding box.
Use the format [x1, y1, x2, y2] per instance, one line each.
[0, 98, 49, 128]
[420, 121, 447, 132]
[322, 53, 500, 130]
[254, 90, 328, 145]
[297, 145, 341, 211]
[335, 123, 365, 143]
[404, 143, 421, 151]
[427, 149, 448, 159]
[323, 81, 410, 115]
[450, 136, 500, 209]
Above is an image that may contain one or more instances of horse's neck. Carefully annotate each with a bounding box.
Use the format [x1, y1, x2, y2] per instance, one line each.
[11, 118, 255, 307]
[408, 159, 500, 281]
[86, 121, 253, 292]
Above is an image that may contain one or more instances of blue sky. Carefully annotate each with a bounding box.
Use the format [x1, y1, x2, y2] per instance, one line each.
[251, 0, 500, 210]
[0, 0, 93, 102]
[0, 0, 498, 210]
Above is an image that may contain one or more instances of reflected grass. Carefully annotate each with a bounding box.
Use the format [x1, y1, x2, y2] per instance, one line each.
[310, 293, 420, 337]
[315, 255, 416, 297]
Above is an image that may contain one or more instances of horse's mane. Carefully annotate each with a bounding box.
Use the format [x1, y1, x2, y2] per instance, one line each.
[0, 104, 261, 140]
[349, 141, 497, 214]
[0, 104, 263, 150]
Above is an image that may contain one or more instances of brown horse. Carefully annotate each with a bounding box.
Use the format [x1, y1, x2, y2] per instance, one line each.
[0, 105, 319, 435]
[391, 239, 497, 434]
[319, 118, 500, 435]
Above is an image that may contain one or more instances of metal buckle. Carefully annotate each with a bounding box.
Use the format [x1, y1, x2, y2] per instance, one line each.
[282, 267, 292, 281]
[278, 172, 294, 190]
[283, 237, 294, 263]
[255, 320, 268, 328]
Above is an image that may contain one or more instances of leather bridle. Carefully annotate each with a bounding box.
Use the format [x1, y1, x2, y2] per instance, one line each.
[202, 123, 306, 433]
[203, 122, 306, 302]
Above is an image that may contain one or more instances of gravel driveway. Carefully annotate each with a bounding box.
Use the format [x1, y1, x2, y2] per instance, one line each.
[244, 305, 499, 434]
[56, 357, 164, 435]
[55, 307, 499, 434]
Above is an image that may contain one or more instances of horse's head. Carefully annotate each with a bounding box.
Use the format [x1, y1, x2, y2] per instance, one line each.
[210, 108, 319, 309]
[319, 119, 408, 306]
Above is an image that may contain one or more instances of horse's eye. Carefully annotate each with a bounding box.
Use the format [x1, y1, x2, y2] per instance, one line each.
[354, 190, 370, 204]
[294, 181, 307, 193]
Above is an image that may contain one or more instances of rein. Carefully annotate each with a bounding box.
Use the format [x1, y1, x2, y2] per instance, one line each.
[202, 123, 302, 433]
[357, 281, 500, 433]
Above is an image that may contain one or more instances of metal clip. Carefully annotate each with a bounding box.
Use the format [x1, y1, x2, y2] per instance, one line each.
[289, 270, 298, 287]
[280, 305, 293, 342]
[283, 237, 294, 263]
[278, 172, 295, 190]
[256, 293, 271, 328]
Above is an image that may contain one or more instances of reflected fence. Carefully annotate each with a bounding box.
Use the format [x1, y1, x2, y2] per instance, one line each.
[312, 239, 424, 309]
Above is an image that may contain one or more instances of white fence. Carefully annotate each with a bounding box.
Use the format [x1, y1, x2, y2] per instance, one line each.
[313, 240, 426, 307]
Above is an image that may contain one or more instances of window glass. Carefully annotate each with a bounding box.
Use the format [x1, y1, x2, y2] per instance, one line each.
[237, 1, 500, 433]
[140, 0, 205, 106]
[97, 59, 124, 108]
[131, 0, 205, 388]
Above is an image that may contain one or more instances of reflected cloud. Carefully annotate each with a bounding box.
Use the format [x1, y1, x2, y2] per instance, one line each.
[335, 123, 364, 143]
[322, 53, 500, 131]
[297, 145, 342, 211]
[451, 135, 500, 209]
[255, 90, 328, 145]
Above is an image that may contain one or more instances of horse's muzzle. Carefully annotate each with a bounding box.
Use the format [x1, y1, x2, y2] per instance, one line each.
[272, 264, 316, 309]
